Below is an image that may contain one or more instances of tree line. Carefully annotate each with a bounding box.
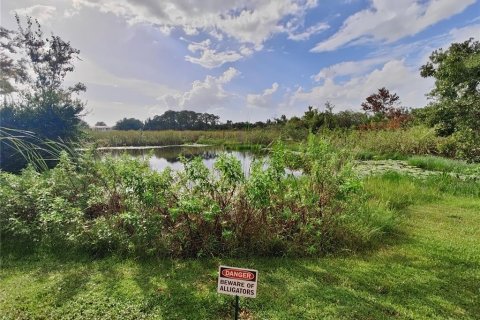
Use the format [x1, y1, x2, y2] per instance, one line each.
[110, 88, 406, 132]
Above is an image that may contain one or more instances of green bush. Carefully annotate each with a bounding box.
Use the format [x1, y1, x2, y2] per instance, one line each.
[452, 129, 480, 163]
[0, 138, 392, 257]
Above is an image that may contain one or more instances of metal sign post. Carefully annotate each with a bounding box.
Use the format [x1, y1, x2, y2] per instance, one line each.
[234, 295, 239, 320]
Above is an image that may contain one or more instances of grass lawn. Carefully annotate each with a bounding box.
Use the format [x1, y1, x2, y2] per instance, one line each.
[1, 185, 479, 319]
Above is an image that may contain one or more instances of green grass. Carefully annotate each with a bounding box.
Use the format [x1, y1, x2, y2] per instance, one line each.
[1, 174, 479, 319]
[320, 126, 455, 160]
[407, 155, 480, 174]
[89, 129, 282, 147]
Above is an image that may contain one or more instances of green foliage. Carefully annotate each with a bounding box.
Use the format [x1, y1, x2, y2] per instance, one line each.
[420, 38, 480, 161]
[90, 129, 282, 147]
[0, 26, 29, 95]
[0, 16, 86, 172]
[408, 155, 480, 174]
[421, 38, 480, 103]
[91, 125, 477, 164]
[364, 171, 480, 207]
[113, 118, 144, 130]
[321, 126, 455, 159]
[0, 138, 390, 257]
[452, 128, 480, 162]
[288, 103, 368, 133]
[144, 110, 219, 130]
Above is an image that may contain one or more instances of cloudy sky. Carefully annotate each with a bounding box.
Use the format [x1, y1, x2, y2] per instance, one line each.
[1, 0, 479, 125]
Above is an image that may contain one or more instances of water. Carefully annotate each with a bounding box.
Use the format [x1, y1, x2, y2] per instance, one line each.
[103, 145, 264, 173]
[99, 146, 479, 180]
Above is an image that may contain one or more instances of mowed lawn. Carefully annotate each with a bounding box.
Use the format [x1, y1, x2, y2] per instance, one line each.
[1, 196, 479, 319]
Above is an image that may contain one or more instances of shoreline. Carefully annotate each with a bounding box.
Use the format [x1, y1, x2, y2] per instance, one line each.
[77, 143, 212, 151]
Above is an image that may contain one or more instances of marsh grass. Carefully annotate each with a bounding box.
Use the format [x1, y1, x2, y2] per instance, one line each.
[364, 171, 480, 210]
[320, 126, 456, 159]
[0, 127, 79, 172]
[407, 155, 480, 174]
[89, 129, 282, 147]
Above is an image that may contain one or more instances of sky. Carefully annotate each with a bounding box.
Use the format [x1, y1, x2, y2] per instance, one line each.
[1, 0, 479, 125]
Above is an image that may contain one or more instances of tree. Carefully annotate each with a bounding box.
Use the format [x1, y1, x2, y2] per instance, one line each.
[361, 87, 409, 128]
[420, 38, 480, 161]
[144, 110, 219, 130]
[0, 15, 85, 172]
[361, 87, 400, 117]
[273, 114, 287, 125]
[420, 38, 480, 136]
[95, 121, 107, 127]
[114, 118, 143, 130]
[302, 106, 319, 131]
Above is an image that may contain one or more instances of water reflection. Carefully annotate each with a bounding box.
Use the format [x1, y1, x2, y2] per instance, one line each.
[105, 146, 263, 173]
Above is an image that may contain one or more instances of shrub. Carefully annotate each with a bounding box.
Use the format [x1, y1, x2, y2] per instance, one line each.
[0, 138, 391, 257]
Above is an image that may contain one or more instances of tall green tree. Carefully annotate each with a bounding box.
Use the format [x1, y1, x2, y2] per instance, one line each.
[144, 110, 219, 130]
[0, 15, 86, 172]
[420, 38, 480, 160]
[114, 118, 144, 130]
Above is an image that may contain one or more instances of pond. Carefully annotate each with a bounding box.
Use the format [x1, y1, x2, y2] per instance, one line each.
[101, 145, 264, 173]
[100, 146, 477, 180]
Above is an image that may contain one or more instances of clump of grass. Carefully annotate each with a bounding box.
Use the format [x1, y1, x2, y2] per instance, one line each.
[365, 172, 439, 211]
[408, 155, 479, 174]
[1, 127, 79, 172]
[364, 171, 480, 210]
[321, 126, 455, 159]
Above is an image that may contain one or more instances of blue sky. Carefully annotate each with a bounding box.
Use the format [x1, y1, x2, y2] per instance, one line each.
[2, 0, 479, 125]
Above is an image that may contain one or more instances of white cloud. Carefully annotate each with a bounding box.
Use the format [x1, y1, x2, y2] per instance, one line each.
[159, 67, 240, 111]
[70, 0, 323, 69]
[292, 60, 434, 110]
[66, 57, 176, 98]
[287, 22, 329, 41]
[214, 1, 318, 46]
[185, 39, 247, 68]
[247, 82, 279, 108]
[12, 5, 57, 24]
[311, 0, 476, 52]
[312, 57, 387, 81]
[286, 22, 479, 117]
[449, 23, 480, 43]
[72, 0, 320, 47]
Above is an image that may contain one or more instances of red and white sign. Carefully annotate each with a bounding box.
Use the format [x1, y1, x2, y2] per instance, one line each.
[217, 265, 258, 298]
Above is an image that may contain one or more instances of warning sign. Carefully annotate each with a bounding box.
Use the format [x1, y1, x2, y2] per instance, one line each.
[217, 265, 258, 298]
